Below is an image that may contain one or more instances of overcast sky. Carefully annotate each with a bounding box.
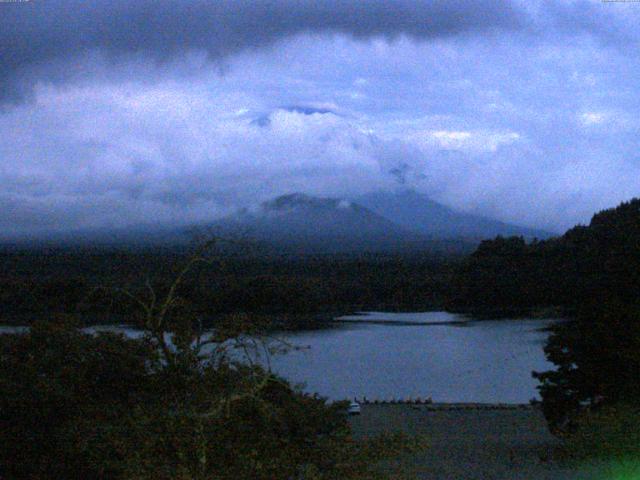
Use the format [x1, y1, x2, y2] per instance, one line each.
[2, 0, 640, 237]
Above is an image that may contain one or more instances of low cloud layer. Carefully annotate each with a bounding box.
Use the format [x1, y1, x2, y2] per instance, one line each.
[2, 1, 640, 238]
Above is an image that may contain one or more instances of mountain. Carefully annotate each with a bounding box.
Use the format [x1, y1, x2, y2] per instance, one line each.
[212, 193, 474, 255]
[9, 191, 551, 254]
[214, 193, 416, 253]
[355, 190, 554, 240]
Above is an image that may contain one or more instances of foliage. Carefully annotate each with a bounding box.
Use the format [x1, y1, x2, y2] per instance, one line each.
[452, 198, 640, 314]
[0, 243, 414, 479]
[451, 199, 640, 441]
[0, 249, 456, 326]
[560, 403, 640, 461]
[533, 299, 640, 433]
[0, 316, 156, 478]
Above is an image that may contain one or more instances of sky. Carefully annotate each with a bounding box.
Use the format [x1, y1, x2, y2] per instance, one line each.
[2, 0, 640, 238]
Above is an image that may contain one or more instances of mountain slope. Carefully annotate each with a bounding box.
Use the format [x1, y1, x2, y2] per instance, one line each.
[356, 190, 554, 240]
[212, 193, 476, 254]
[213, 193, 422, 253]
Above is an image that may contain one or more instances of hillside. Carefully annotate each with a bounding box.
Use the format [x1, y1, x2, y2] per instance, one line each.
[356, 190, 553, 240]
[452, 198, 640, 313]
[212, 193, 474, 255]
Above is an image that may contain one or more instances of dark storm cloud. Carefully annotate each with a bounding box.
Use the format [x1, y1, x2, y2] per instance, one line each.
[0, 0, 524, 103]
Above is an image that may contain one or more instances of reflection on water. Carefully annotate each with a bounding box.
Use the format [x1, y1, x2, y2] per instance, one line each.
[336, 311, 465, 325]
[269, 312, 560, 403]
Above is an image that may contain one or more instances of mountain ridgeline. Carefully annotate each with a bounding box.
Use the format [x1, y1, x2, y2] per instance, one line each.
[5, 191, 552, 254]
[356, 190, 550, 241]
[213, 193, 425, 254]
[1, 196, 639, 326]
[0, 191, 554, 324]
[212, 191, 552, 255]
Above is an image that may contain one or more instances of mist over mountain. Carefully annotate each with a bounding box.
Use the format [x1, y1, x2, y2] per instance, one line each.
[356, 190, 554, 240]
[211, 191, 553, 254]
[212, 193, 442, 254]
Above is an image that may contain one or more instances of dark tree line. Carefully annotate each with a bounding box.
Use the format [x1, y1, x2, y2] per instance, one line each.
[0, 250, 457, 327]
[451, 199, 640, 315]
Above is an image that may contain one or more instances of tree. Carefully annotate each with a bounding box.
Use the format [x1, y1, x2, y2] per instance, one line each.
[533, 298, 640, 433]
[452, 198, 640, 315]
[0, 240, 411, 479]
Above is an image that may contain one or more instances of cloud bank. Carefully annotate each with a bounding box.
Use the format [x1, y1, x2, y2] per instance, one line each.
[2, 1, 640, 238]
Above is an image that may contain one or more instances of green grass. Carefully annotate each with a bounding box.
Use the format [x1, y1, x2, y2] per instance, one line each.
[561, 404, 640, 479]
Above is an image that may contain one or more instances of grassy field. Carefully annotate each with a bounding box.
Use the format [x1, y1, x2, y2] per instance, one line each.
[349, 404, 636, 479]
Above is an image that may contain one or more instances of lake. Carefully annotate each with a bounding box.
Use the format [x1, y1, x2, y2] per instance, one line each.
[0, 311, 560, 404]
[268, 312, 559, 403]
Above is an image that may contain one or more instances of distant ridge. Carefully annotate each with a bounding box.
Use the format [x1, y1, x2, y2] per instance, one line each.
[2, 191, 553, 253]
[210, 190, 552, 255]
[355, 190, 554, 240]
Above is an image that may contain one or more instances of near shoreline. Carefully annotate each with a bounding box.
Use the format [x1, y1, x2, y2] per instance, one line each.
[349, 404, 618, 480]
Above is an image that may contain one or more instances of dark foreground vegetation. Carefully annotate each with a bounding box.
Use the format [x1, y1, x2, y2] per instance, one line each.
[0, 245, 415, 479]
[0, 318, 415, 479]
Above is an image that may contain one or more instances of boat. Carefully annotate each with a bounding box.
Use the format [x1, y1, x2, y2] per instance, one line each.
[347, 401, 361, 415]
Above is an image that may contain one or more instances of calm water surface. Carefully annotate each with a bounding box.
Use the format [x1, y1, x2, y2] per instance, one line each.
[269, 312, 559, 403]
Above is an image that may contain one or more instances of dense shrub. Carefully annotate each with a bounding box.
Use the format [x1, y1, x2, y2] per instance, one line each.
[534, 299, 640, 433]
[0, 316, 411, 479]
[561, 404, 640, 461]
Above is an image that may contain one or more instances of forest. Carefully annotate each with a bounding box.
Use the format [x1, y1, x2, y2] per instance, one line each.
[451, 199, 640, 459]
[451, 198, 640, 315]
[0, 248, 458, 328]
